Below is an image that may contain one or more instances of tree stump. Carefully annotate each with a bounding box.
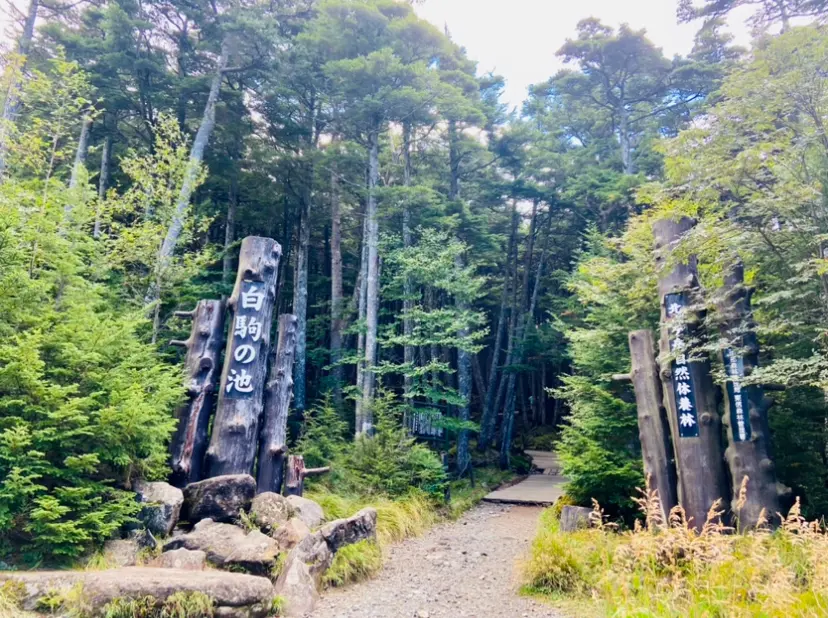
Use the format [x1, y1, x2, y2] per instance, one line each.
[284, 455, 330, 497]
[257, 314, 298, 494]
[169, 299, 226, 487]
[206, 236, 281, 477]
[717, 261, 789, 528]
[628, 329, 678, 521]
[654, 217, 729, 531]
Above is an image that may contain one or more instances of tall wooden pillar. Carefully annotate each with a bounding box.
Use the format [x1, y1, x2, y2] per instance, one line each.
[257, 314, 298, 494]
[628, 329, 678, 521]
[206, 236, 281, 477]
[169, 299, 226, 486]
[654, 218, 729, 531]
[717, 261, 788, 528]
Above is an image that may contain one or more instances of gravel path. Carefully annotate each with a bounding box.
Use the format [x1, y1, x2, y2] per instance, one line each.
[311, 503, 563, 618]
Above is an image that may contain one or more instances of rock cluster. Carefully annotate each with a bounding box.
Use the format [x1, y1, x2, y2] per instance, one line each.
[12, 474, 379, 617]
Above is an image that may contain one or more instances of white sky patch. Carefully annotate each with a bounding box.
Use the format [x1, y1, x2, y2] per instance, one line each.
[415, 0, 756, 111]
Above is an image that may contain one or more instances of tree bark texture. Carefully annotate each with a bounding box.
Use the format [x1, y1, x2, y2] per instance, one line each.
[358, 128, 380, 436]
[455, 253, 471, 477]
[206, 236, 281, 477]
[223, 168, 238, 285]
[94, 133, 112, 239]
[354, 206, 369, 433]
[654, 217, 729, 531]
[145, 37, 230, 306]
[330, 168, 345, 408]
[293, 150, 314, 417]
[169, 300, 226, 487]
[628, 329, 678, 521]
[257, 314, 298, 494]
[284, 454, 330, 497]
[402, 122, 415, 399]
[479, 200, 519, 451]
[69, 115, 92, 190]
[717, 261, 788, 528]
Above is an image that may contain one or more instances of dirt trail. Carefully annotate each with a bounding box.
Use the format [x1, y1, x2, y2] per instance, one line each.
[310, 503, 562, 618]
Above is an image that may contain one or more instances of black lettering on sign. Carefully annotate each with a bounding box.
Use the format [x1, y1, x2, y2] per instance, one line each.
[665, 292, 700, 438]
[224, 280, 267, 400]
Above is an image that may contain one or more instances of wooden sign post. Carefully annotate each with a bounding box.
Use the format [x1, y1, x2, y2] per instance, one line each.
[206, 236, 281, 477]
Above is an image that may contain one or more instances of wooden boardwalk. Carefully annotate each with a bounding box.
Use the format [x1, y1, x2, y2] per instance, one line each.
[482, 450, 566, 506]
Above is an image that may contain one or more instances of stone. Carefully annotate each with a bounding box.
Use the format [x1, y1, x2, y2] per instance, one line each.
[127, 528, 158, 551]
[0, 568, 274, 617]
[151, 547, 206, 570]
[292, 531, 333, 581]
[320, 507, 377, 552]
[134, 480, 184, 536]
[273, 557, 318, 618]
[183, 474, 256, 524]
[102, 539, 139, 567]
[286, 495, 325, 529]
[271, 517, 311, 551]
[163, 519, 280, 575]
[559, 505, 593, 532]
[250, 492, 293, 531]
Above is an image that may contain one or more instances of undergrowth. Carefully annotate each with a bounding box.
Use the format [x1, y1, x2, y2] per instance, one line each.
[322, 540, 383, 588]
[523, 486, 828, 617]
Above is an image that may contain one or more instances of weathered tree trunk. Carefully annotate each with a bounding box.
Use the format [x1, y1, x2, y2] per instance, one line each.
[330, 167, 345, 409]
[717, 261, 788, 528]
[206, 236, 281, 477]
[402, 122, 415, 399]
[0, 0, 39, 175]
[257, 314, 298, 494]
[359, 128, 381, 435]
[169, 300, 226, 487]
[654, 217, 729, 531]
[628, 329, 678, 521]
[293, 121, 316, 418]
[479, 200, 519, 451]
[354, 205, 369, 433]
[284, 455, 330, 497]
[94, 133, 112, 239]
[456, 254, 472, 477]
[223, 167, 238, 285]
[145, 37, 231, 307]
[69, 115, 92, 190]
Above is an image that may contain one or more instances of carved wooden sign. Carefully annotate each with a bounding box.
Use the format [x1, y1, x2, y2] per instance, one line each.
[665, 292, 700, 439]
[723, 348, 751, 442]
[224, 280, 269, 400]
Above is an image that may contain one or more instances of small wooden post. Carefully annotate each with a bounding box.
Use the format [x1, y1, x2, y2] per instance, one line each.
[283, 455, 330, 497]
[257, 314, 298, 494]
[717, 262, 789, 528]
[628, 329, 678, 521]
[654, 217, 729, 531]
[169, 299, 226, 487]
[206, 236, 281, 477]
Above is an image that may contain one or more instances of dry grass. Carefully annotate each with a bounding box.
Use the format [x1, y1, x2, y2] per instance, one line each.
[523, 486, 828, 617]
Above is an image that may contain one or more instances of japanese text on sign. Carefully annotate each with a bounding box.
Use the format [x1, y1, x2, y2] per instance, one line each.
[666, 293, 700, 438]
[224, 282, 266, 399]
[723, 348, 752, 442]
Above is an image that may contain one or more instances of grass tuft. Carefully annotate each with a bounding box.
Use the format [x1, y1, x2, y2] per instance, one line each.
[322, 540, 383, 588]
[523, 489, 828, 617]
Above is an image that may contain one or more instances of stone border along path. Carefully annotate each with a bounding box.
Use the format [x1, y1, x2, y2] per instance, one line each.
[311, 452, 566, 618]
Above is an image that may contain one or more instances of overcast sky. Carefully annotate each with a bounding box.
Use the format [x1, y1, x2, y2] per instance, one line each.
[414, 0, 755, 110]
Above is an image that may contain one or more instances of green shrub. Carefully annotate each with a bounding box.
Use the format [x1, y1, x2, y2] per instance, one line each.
[101, 592, 214, 618]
